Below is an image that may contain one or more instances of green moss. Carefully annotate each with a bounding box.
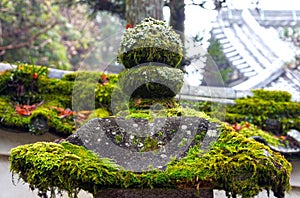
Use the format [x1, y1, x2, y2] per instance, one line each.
[0, 97, 75, 135]
[10, 142, 120, 197]
[0, 97, 30, 130]
[117, 66, 184, 99]
[226, 98, 300, 134]
[167, 124, 291, 198]
[237, 122, 282, 146]
[10, 124, 291, 198]
[0, 67, 121, 135]
[252, 89, 292, 102]
[125, 112, 152, 120]
[141, 137, 159, 152]
[118, 106, 212, 123]
[87, 108, 110, 120]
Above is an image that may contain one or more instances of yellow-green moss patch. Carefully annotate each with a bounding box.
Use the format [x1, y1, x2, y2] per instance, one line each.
[10, 124, 291, 198]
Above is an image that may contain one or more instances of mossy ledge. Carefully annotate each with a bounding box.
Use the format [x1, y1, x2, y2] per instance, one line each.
[0, 65, 117, 136]
[10, 123, 291, 198]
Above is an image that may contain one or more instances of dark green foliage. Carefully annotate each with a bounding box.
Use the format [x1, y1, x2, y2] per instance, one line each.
[226, 98, 300, 134]
[118, 17, 183, 68]
[189, 90, 299, 135]
[252, 89, 292, 102]
[1, 64, 48, 105]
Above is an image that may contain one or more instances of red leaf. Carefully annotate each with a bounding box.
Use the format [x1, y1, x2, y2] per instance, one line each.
[244, 122, 251, 128]
[126, 23, 133, 29]
[15, 104, 37, 116]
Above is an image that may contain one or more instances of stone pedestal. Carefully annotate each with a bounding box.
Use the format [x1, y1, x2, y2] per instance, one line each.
[96, 188, 213, 198]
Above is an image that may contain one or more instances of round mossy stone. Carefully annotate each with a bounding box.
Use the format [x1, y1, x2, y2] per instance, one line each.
[117, 66, 184, 99]
[118, 17, 183, 68]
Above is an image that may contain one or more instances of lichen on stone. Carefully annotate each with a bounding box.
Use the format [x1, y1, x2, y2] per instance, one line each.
[118, 17, 183, 68]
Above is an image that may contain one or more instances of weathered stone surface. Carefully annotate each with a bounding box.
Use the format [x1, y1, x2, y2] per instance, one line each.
[201, 122, 220, 151]
[96, 188, 213, 198]
[66, 116, 215, 172]
[30, 116, 49, 135]
[251, 136, 300, 155]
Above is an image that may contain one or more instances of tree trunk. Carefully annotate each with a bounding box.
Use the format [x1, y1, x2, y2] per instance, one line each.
[168, 0, 185, 43]
[126, 0, 164, 26]
[0, 3, 4, 60]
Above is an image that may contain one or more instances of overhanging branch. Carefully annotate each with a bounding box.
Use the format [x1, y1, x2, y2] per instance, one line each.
[0, 21, 58, 52]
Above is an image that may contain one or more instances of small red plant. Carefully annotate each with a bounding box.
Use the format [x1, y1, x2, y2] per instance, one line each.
[100, 74, 109, 85]
[231, 122, 251, 131]
[32, 72, 38, 79]
[126, 23, 133, 29]
[231, 123, 242, 131]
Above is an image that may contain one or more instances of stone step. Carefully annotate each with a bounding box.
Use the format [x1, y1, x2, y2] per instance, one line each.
[243, 71, 257, 77]
[232, 59, 246, 66]
[218, 38, 230, 44]
[222, 43, 232, 49]
[240, 67, 255, 73]
[212, 28, 223, 34]
[225, 50, 239, 58]
[236, 63, 249, 69]
[214, 33, 226, 40]
[228, 55, 242, 62]
[222, 25, 264, 73]
[240, 24, 278, 63]
[222, 46, 235, 53]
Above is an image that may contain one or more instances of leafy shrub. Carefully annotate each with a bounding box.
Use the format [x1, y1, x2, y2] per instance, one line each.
[1, 64, 48, 105]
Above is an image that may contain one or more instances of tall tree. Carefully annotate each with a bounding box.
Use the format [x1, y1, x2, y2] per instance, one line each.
[166, 0, 185, 42]
[125, 0, 164, 26]
[65, 0, 228, 39]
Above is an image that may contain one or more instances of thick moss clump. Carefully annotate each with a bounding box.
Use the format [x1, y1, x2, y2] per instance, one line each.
[10, 124, 291, 198]
[10, 142, 120, 197]
[226, 98, 300, 134]
[252, 89, 292, 102]
[167, 125, 291, 198]
[117, 66, 184, 99]
[0, 64, 48, 105]
[118, 17, 183, 68]
[0, 98, 75, 135]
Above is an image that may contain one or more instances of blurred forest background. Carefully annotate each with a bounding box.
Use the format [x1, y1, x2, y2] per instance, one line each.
[0, 0, 233, 79]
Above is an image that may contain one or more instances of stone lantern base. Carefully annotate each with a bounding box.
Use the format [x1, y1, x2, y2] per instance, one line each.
[96, 188, 213, 198]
